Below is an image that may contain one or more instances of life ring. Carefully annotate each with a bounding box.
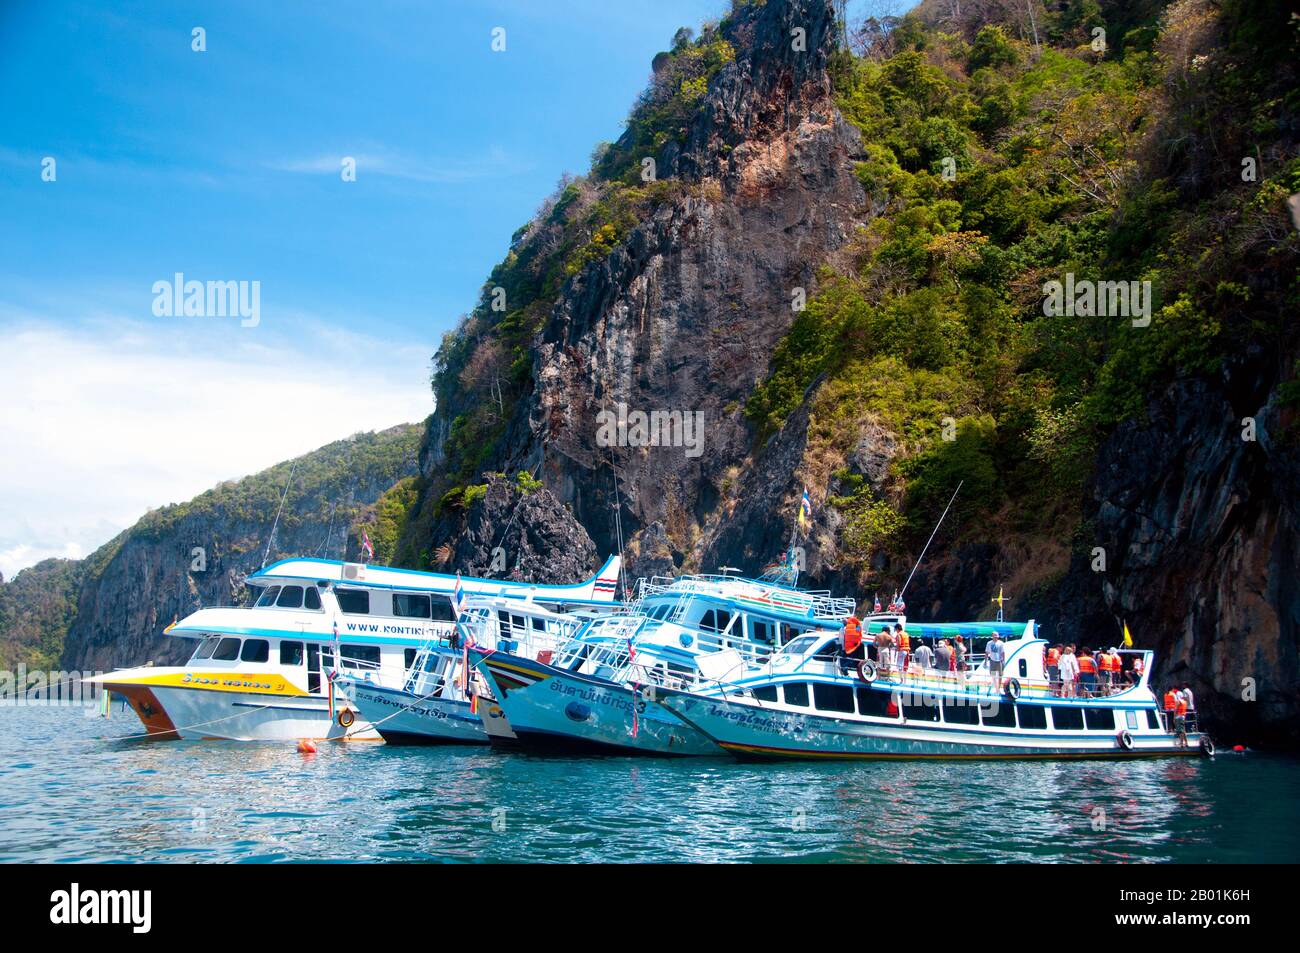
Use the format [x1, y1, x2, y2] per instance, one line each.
[1116, 729, 1134, 750]
[1199, 735, 1216, 757]
[1004, 678, 1022, 701]
[857, 659, 878, 683]
[337, 708, 355, 729]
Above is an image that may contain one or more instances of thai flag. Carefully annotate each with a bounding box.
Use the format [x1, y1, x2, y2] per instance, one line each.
[873, 593, 882, 613]
[361, 529, 374, 561]
[452, 573, 465, 618]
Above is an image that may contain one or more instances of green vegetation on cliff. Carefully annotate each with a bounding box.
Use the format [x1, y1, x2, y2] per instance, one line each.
[750, 0, 1299, 545]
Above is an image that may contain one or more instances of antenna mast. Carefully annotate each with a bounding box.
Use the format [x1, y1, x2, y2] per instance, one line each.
[899, 480, 962, 599]
[262, 459, 297, 569]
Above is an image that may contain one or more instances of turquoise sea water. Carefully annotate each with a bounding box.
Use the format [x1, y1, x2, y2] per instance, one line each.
[2, 705, 1298, 863]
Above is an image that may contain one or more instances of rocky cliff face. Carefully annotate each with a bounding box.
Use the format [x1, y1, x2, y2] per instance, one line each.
[423, 0, 865, 574]
[50, 424, 422, 672]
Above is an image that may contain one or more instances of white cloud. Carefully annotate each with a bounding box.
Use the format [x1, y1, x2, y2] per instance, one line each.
[266, 145, 532, 184]
[0, 313, 431, 580]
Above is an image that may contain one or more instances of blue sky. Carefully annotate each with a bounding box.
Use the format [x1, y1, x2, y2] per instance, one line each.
[0, 0, 891, 578]
[0, 0, 732, 577]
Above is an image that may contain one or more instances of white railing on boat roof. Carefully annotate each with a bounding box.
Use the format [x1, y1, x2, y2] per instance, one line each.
[634, 574, 855, 620]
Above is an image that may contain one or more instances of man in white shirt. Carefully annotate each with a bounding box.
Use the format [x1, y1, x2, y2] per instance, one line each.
[1057, 645, 1080, 698]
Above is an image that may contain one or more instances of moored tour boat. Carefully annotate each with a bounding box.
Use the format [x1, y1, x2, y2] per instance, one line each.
[652, 620, 1214, 760]
[88, 555, 621, 741]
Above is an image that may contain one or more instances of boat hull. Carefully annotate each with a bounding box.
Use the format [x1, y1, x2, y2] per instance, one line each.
[657, 690, 1207, 761]
[338, 677, 487, 745]
[476, 652, 719, 756]
[94, 668, 380, 741]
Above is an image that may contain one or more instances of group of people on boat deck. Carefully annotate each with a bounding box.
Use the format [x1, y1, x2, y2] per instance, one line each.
[1043, 644, 1138, 697]
[837, 615, 995, 687]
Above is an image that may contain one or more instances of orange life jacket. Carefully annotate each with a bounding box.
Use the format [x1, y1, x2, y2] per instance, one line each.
[1046, 647, 1061, 666]
[1163, 690, 1177, 711]
[898, 632, 910, 652]
[842, 617, 862, 653]
[1101, 653, 1116, 672]
[1175, 696, 1188, 716]
[1078, 655, 1096, 674]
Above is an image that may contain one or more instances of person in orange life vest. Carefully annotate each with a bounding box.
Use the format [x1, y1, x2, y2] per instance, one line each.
[894, 623, 910, 678]
[1099, 648, 1117, 694]
[1077, 648, 1098, 696]
[1173, 691, 1189, 747]
[1045, 644, 1062, 695]
[840, 614, 864, 669]
[1130, 654, 1145, 685]
[1162, 686, 1179, 732]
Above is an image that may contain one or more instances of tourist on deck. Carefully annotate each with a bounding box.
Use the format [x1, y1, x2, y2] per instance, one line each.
[1045, 644, 1062, 695]
[953, 636, 968, 681]
[934, 638, 952, 675]
[1058, 645, 1079, 698]
[1097, 648, 1115, 695]
[914, 639, 934, 674]
[1162, 686, 1179, 732]
[840, 613, 864, 670]
[985, 632, 1006, 693]
[1130, 654, 1145, 685]
[1077, 648, 1098, 697]
[875, 625, 895, 678]
[1180, 683, 1197, 731]
[1173, 690, 1189, 748]
[895, 623, 910, 677]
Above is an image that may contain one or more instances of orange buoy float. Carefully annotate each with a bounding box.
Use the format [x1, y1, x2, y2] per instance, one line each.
[297, 739, 318, 754]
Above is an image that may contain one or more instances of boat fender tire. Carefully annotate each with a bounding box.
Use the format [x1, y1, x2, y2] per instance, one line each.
[337, 708, 355, 729]
[857, 659, 878, 683]
[1004, 678, 1022, 701]
[1199, 735, 1215, 757]
[1116, 729, 1134, 750]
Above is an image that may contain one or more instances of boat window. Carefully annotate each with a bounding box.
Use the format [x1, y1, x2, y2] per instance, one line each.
[1145, 709, 1162, 730]
[276, 586, 304, 609]
[856, 686, 896, 718]
[1018, 704, 1048, 729]
[393, 593, 432, 619]
[213, 637, 242, 661]
[336, 588, 370, 614]
[240, 639, 270, 663]
[1084, 708, 1116, 731]
[813, 683, 855, 714]
[1052, 707, 1084, 730]
[405, 648, 417, 670]
[193, 637, 218, 660]
[752, 685, 778, 703]
[715, 610, 732, 633]
[782, 683, 810, 708]
[700, 610, 717, 631]
[782, 636, 818, 656]
[1018, 659, 1028, 678]
[280, 641, 304, 666]
[751, 620, 774, 644]
[531, 617, 546, 632]
[255, 586, 282, 608]
[942, 700, 979, 725]
[340, 644, 381, 670]
[902, 699, 940, 723]
[980, 700, 1017, 729]
[304, 587, 322, 610]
